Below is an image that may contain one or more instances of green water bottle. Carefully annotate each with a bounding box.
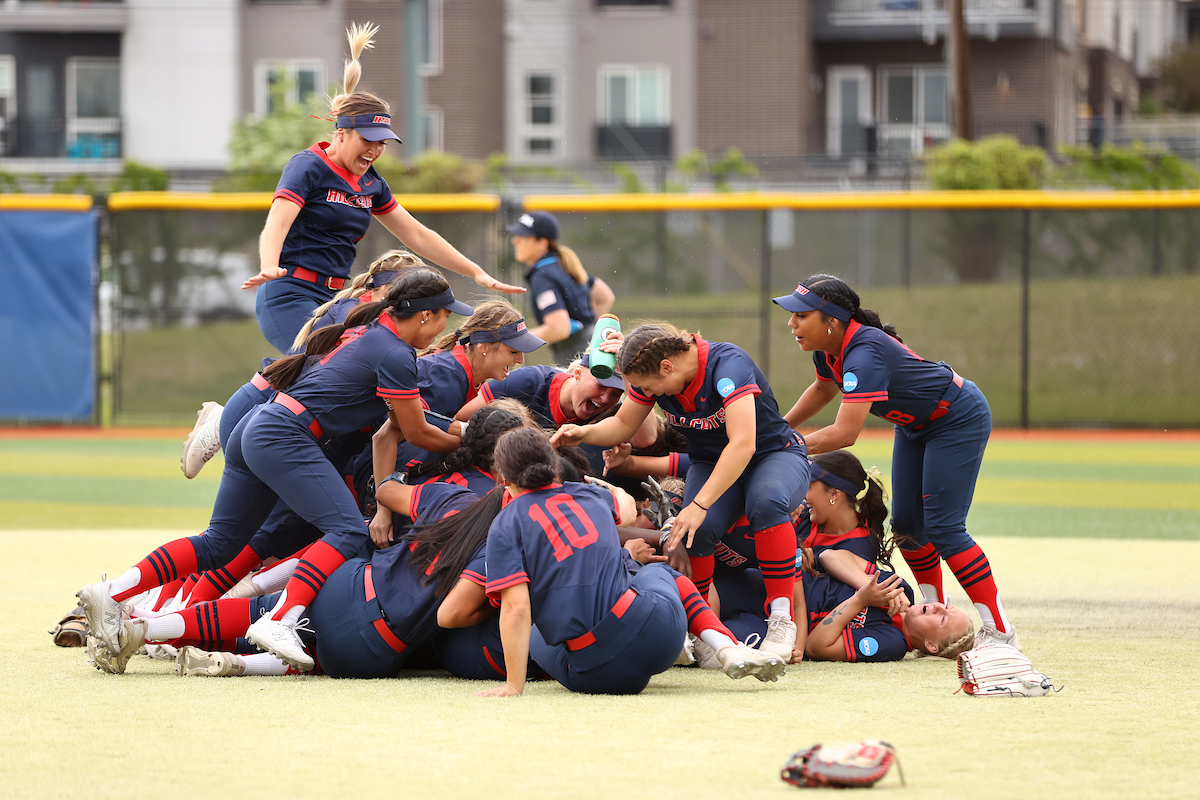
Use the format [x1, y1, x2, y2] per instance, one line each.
[589, 314, 621, 379]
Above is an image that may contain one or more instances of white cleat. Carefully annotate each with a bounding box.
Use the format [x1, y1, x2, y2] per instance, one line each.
[245, 616, 314, 672]
[145, 642, 179, 661]
[175, 646, 247, 677]
[716, 643, 786, 682]
[691, 634, 722, 670]
[77, 579, 127, 655]
[85, 618, 147, 675]
[975, 625, 1022, 652]
[181, 401, 224, 479]
[761, 613, 798, 661]
[674, 634, 696, 666]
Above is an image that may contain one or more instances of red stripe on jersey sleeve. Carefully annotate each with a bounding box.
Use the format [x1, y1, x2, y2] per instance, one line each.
[843, 392, 888, 404]
[461, 569, 486, 586]
[723, 385, 761, 406]
[408, 484, 424, 520]
[668, 451, 679, 477]
[479, 383, 496, 404]
[815, 372, 835, 383]
[843, 629, 857, 662]
[627, 386, 655, 406]
[274, 189, 305, 208]
[377, 387, 421, 400]
[485, 572, 530, 601]
[372, 197, 398, 216]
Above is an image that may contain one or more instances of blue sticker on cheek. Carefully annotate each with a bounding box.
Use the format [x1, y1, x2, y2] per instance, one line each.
[858, 637, 878, 657]
[842, 372, 859, 392]
[716, 378, 735, 397]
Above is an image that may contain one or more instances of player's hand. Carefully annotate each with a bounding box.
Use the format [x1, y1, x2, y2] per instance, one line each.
[242, 265, 287, 289]
[886, 590, 911, 617]
[602, 443, 631, 476]
[790, 643, 805, 665]
[800, 546, 817, 577]
[549, 424, 588, 447]
[663, 537, 691, 577]
[624, 538, 667, 565]
[473, 682, 524, 697]
[597, 329, 624, 354]
[369, 507, 394, 549]
[856, 572, 905, 609]
[474, 273, 526, 295]
[667, 502, 706, 551]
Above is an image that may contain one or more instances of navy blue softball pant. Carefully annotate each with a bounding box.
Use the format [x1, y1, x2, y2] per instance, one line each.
[255, 277, 332, 354]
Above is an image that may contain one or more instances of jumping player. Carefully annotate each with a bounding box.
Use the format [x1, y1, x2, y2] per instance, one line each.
[243, 23, 521, 354]
[476, 428, 784, 696]
[775, 274, 1016, 648]
[77, 269, 472, 673]
[551, 324, 809, 662]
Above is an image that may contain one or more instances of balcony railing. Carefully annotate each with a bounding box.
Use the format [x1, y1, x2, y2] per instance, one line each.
[1, 116, 122, 159]
[596, 125, 672, 160]
[815, 0, 1038, 42]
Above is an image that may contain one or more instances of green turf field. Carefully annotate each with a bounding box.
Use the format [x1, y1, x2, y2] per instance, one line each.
[1, 431, 1198, 798]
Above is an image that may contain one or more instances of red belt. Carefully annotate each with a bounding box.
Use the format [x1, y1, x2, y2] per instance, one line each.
[292, 267, 347, 291]
[271, 392, 324, 439]
[911, 371, 964, 431]
[250, 372, 270, 391]
[364, 565, 408, 654]
[565, 588, 637, 651]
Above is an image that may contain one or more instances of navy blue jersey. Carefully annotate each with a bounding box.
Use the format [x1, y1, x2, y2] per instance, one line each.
[274, 143, 398, 281]
[486, 482, 629, 646]
[427, 466, 498, 496]
[314, 294, 373, 330]
[417, 346, 478, 417]
[806, 525, 878, 565]
[627, 337, 796, 463]
[803, 572, 914, 662]
[479, 365, 578, 427]
[369, 483, 481, 647]
[282, 314, 418, 438]
[813, 322, 960, 429]
[525, 255, 594, 329]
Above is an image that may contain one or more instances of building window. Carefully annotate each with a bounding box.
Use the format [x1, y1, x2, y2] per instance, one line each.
[424, 106, 444, 152]
[0, 57, 14, 156]
[417, 0, 443, 77]
[67, 58, 121, 159]
[599, 65, 669, 126]
[879, 66, 948, 156]
[255, 60, 325, 115]
[596, 0, 670, 6]
[826, 66, 872, 157]
[524, 70, 563, 158]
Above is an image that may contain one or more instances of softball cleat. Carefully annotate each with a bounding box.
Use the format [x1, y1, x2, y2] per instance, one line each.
[245, 616, 314, 672]
[761, 613, 798, 661]
[181, 401, 224, 479]
[77, 578, 127, 655]
[175, 647, 246, 677]
[717, 643, 786, 682]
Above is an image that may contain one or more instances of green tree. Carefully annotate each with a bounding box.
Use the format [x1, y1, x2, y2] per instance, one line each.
[1156, 42, 1200, 113]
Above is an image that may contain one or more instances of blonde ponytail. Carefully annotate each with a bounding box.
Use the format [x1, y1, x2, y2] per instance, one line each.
[330, 23, 389, 119]
[549, 242, 587, 285]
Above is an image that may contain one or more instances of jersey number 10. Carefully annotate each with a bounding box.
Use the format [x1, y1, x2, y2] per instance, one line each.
[528, 494, 600, 562]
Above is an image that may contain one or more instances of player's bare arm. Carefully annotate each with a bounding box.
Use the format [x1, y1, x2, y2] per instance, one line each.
[244, 198, 301, 288]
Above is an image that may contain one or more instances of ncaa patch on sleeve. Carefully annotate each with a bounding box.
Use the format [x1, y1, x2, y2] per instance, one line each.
[716, 378, 735, 397]
[842, 372, 859, 392]
[536, 290, 558, 310]
[858, 637, 878, 657]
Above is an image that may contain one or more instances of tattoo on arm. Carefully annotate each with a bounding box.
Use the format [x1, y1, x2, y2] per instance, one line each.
[821, 609, 844, 626]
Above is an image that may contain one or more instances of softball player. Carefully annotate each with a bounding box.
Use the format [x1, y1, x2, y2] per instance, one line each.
[775, 273, 1016, 648]
[551, 324, 810, 662]
[476, 428, 784, 696]
[802, 450, 895, 569]
[91, 481, 489, 678]
[508, 211, 614, 363]
[78, 269, 472, 672]
[244, 23, 521, 354]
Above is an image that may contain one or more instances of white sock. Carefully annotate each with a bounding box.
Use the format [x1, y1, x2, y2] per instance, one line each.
[109, 567, 143, 597]
[975, 600, 1013, 635]
[250, 559, 299, 595]
[918, 583, 943, 603]
[241, 653, 289, 676]
[769, 598, 790, 618]
[281, 604, 305, 625]
[700, 630, 737, 651]
[144, 613, 186, 642]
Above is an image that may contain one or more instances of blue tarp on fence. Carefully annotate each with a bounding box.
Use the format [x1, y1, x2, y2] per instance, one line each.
[0, 210, 95, 421]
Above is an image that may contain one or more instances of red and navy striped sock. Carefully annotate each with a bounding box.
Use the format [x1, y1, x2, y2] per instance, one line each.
[270, 540, 344, 620]
[754, 521, 798, 617]
[674, 575, 736, 641]
[689, 553, 715, 597]
[899, 542, 945, 604]
[945, 545, 1011, 634]
[148, 599, 253, 650]
[152, 577, 186, 611]
[113, 539, 198, 602]
[186, 545, 263, 606]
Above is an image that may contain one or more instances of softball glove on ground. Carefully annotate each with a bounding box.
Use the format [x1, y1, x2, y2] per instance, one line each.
[958, 642, 1056, 697]
[49, 605, 89, 647]
[781, 740, 903, 788]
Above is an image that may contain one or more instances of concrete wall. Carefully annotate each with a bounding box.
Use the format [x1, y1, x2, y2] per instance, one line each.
[240, 0, 344, 116]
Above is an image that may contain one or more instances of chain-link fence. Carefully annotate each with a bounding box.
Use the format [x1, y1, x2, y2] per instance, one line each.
[101, 192, 1200, 428]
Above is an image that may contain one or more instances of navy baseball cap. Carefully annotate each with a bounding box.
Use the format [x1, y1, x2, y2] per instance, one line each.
[397, 288, 473, 317]
[772, 282, 853, 322]
[506, 211, 560, 241]
[581, 354, 626, 390]
[336, 113, 402, 143]
[462, 318, 546, 353]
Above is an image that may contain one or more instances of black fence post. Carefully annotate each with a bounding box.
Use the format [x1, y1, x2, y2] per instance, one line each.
[901, 208, 912, 288]
[1152, 206, 1163, 275]
[760, 208, 772, 380]
[656, 210, 668, 296]
[1019, 208, 1032, 429]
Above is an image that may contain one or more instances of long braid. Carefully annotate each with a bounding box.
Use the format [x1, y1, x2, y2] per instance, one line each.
[407, 406, 523, 482]
[616, 323, 693, 378]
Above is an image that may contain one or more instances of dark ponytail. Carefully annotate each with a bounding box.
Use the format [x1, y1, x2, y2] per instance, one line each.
[811, 450, 897, 570]
[264, 268, 451, 392]
[803, 273, 902, 343]
[404, 488, 505, 597]
[494, 428, 559, 490]
[408, 405, 523, 482]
